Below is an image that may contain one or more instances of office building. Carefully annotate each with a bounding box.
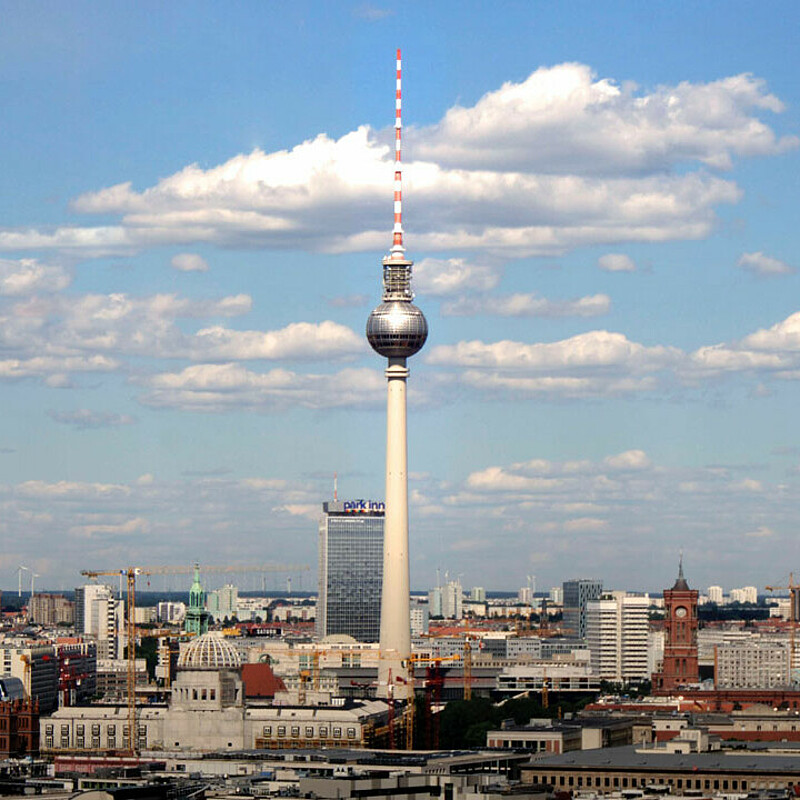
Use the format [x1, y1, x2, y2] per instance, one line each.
[715, 642, 791, 688]
[74, 584, 124, 659]
[586, 591, 650, 682]
[316, 500, 384, 642]
[707, 585, 724, 604]
[0, 642, 58, 712]
[208, 584, 239, 621]
[562, 579, 602, 639]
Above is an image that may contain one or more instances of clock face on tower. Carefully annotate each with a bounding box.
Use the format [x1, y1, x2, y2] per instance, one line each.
[675, 606, 687, 618]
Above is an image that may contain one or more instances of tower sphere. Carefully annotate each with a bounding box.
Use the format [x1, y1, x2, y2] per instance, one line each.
[366, 300, 428, 358]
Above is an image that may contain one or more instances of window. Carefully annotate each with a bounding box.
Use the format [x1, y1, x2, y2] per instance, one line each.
[306, 727, 314, 737]
[45, 725, 53, 735]
[277, 726, 286, 736]
[107, 724, 116, 734]
[92, 724, 100, 735]
[347, 727, 357, 739]
[319, 727, 329, 737]
[262, 726, 272, 737]
[92, 737, 100, 748]
[291, 726, 300, 738]
[76, 724, 85, 735]
[333, 727, 342, 738]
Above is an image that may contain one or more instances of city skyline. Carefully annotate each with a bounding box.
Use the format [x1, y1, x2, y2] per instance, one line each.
[1, 2, 800, 590]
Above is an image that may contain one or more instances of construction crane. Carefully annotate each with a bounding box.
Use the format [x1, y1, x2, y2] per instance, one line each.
[766, 573, 800, 680]
[404, 653, 460, 750]
[82, 561, 309, 754]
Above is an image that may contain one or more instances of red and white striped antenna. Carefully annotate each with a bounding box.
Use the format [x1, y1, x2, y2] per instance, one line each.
[391, 47, 405, 257]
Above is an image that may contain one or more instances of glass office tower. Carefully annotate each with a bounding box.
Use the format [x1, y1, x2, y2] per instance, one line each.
[316, 500, 385, 642]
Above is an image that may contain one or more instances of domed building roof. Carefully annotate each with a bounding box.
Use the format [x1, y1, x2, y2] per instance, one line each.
[178, 632, 242, 671]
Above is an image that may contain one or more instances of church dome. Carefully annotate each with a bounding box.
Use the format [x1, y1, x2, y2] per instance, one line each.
[178, 632, 242, 671]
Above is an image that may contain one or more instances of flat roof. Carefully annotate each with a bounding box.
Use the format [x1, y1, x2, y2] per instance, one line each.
[527, 744, 800, 774]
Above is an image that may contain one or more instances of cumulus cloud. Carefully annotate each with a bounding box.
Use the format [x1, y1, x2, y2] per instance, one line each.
[171, 253, 209, 272]
[0, 288, 363, 386]
[138, 364, 388, 412]
[48, 409, 137, 430]
[598, 253, 636, 272]
[413, 258, 502, 297]
[412, 65, 797, 173]
[737, 251, 795, 276]
[0, 64, 790, 261]
[0, 258, 71, 295]
[70, 516, 150, 538]
[442, 292, 610, 318]
[428, 330, 679, 372]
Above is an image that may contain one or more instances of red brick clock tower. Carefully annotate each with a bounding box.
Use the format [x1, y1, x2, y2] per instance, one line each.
[653, 556, 699, 693]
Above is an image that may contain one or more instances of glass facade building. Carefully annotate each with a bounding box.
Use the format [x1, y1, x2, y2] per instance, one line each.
[562, 578, 603, 640]
[316, 500, 384, 642]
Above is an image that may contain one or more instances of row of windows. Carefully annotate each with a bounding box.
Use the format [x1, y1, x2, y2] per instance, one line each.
[531, 774, 800, 792]
[260, 724, 357, 740]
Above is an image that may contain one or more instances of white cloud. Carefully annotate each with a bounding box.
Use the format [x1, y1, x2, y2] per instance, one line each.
[69, 516, 150, 538]
[737, 251, 795, 276]
[0, 65, 789, 261]
[413, 258, 502, 296]
[0, 289, 362, 386]
[442, 292, 610, 318]
[598, 253, 636, 272]
[48, 409, 137, 429]
[171, 253, 209, 272]
[16, 480, 131, 498]
[0, 258, 71, 295]
[604, 449, 651, 470]
[191, 321, 364, 360]
[427, 330, 680, 372]
[139, 364, 388, 412]
[745, 525, 776, 538]
[412, 65, 796, 173]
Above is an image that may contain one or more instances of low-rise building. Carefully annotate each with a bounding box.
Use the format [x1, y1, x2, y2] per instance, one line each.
[41, 632, 390, 753]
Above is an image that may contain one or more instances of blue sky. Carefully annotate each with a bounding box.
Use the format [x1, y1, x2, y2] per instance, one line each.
[2, 0, 800, 594]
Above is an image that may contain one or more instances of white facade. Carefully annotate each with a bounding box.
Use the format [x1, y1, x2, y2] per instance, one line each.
[470, 587, 486, 602]
[75, 584, 125, 659]
[410, 603, 429, 636]
[707, 585, 724, 604]
[549, 587, 564, 605]
[715, 641, 791, 688]
[157, 601, 186, 624]
[586, 592, 649, 682]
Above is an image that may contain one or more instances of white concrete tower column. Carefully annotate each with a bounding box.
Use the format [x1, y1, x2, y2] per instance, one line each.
[378, 357, 411, 697]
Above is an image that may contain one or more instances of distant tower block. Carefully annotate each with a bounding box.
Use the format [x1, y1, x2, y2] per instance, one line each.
[366, 49, 428, 701]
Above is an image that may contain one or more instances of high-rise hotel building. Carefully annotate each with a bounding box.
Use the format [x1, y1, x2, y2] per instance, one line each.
[316, 500, 384, 642]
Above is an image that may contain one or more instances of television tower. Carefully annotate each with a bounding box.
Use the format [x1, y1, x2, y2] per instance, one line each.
[366, 49, 428, 700]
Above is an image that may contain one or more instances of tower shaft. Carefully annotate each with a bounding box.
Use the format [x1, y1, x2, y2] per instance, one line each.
[377, 358, 411, 699]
